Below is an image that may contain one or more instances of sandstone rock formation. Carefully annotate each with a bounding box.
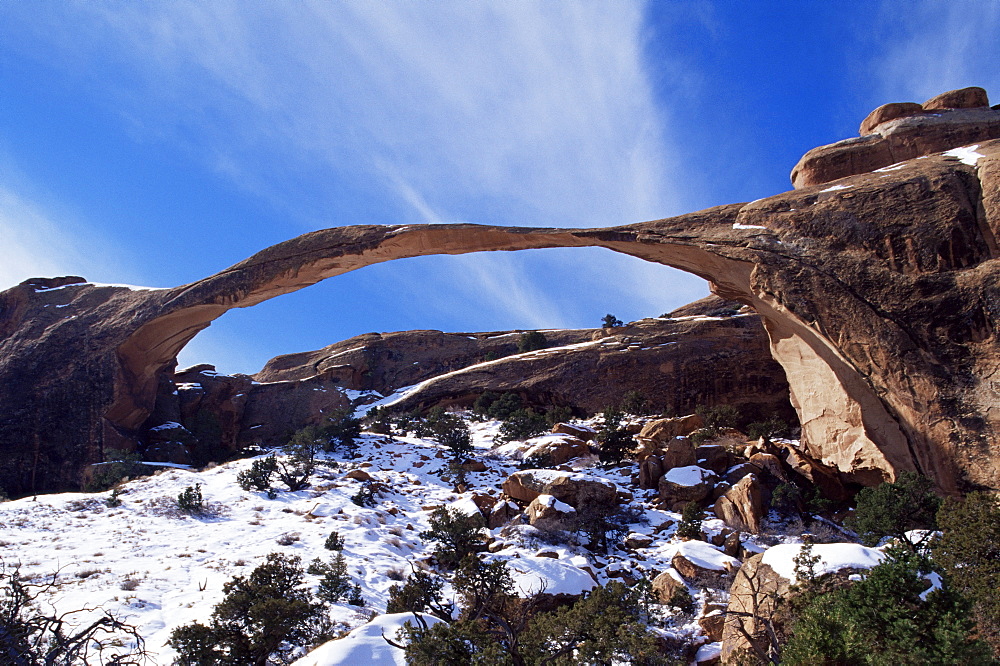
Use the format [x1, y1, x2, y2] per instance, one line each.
[1, 88, 998, 497]
[658, 466, 717, 506]
[501, 469, 618, 512]
[526, 494, 577, 530]
[342, 311, 789, 419]
[712, 474, 767, 533]
[721, 544, 885, 661]
[793, 86, 999, 187]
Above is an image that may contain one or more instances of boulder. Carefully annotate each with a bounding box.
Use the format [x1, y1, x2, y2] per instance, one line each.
[748, 452, 788, 483]
[791, 93, 1000, 187]
[712, 473, 767, 533]
[634, 415, 703, 460]
[695, 444, 730, 474]
[694, 642, 722, 665]
[488, 499, 521, 529]
[638, 455, 664, 489]
[923, 86, 989, 111]
[722, 530, 742, 557]
[461, 460, 488, 473]
[724, 462, 756, 485]
[699, 610, 726, 642]
[526, 494, 577, 530]
[778, 443, 849, 501]
[859, 102, 926, 135]
[638, 436, 700, 489]
[651, 568, 687, 604]
[470, 493, 495, 515]
[722, 543, 884, 662]
[550, 422, 596, 440]
[624, 533, 654, 550]
[659, 437, 698, 469]
[671, 540, 741, 587]
[658, 466, 717, 504]
[344, 469, 373, 482]
[502, 469, 618, 510]
[522, 434, 590, 465]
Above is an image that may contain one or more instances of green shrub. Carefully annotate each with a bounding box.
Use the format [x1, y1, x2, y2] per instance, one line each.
[620, 390, 650, 416]
[601, 313, 623, 328]
[105, 488, 123, 508]
[350, 481, 377, 507]
[771, 482, 803, 515]
[781, 548, 991, 665]
[168, 553, 330, 665]
[324, 408, 362, 457]
[420, 507, 485, 569]
[277, 427, 322, 491]
[401, 616, 511, 666]
[309, 553, 352, 604]
[324, 530, 345, 551]
[364, 406, 393, 435]
[933, 492, 1000, 657]
[237, 455, 277, 493]
[675, 501, 704, 540]
[473, 392, 523, 421]
[688, 429, 714, 446]
[386, 567, 454, 621]
[597, 407, 633, 464]
[519, 581, 668, 665]
[495, 409, 548, 444]
[846, 471, 940, 548]
[86, 448, 146, 492]
[177, 484, 204, 514]
[666, 585, 694, 614]
[573, 503, 642, 554]
[746, 416, 788, 441]
[429, 412, 472, 460]
[696, 404, 740, 431]
[543, 404, 574, 427]
[517, 331, 548, 353]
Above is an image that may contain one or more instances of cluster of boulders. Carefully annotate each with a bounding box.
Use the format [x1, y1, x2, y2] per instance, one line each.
[633, 416, 847, 533]
[463, 415, 863, 664]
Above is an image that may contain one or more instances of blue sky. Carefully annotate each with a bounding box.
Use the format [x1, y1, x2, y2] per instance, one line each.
[1, 1, 997, 375]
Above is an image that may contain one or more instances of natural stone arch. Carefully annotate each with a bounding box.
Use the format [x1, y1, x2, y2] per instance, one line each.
[2, 137, 998, 497]
[110, 213, 914, 490]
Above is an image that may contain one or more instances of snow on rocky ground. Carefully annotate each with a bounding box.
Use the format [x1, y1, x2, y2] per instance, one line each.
[0, 414, 781, 663]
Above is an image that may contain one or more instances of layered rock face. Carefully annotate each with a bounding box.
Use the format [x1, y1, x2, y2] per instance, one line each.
[792, 86, 1000, 188]
[1, 88, 998, 497]
[145, 302, 792, 462]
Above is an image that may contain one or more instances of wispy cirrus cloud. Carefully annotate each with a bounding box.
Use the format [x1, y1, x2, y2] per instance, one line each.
[0, 168, 135, 290]
[2, 2, 708, 372]
[872, 1, 1000, 103]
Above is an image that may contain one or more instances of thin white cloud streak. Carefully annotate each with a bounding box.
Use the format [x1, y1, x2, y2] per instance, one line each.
[873, 1, 1000, 103]
[0, 184, 113, 290]
[18, 1, 686, 227]
[2, 2, 707, 354]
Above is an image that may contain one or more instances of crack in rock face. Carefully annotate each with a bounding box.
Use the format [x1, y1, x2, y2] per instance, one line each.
[1, 89, 999, 497]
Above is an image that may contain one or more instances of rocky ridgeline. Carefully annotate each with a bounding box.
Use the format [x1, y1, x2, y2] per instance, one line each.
[136, 294, 793, 467]
[2, 87, 999, 498]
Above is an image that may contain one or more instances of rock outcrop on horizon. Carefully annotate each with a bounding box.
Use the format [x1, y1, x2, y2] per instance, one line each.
[792, 86, 1000, 188]
[1, 88, 998, 498]
[141, 299, 793, 460]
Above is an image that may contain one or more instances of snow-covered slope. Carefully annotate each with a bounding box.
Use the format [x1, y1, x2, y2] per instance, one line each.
[0, 415, 751, 663]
